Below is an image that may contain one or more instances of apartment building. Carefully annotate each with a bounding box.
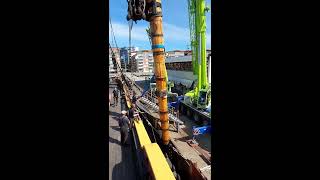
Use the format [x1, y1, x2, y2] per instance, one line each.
[120, 47, 139, 71]
[166, 50, 185, 57]
[130, 50, 154, 73]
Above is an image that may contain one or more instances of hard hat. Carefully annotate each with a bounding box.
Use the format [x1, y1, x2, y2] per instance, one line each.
[121, 110, 127, 115]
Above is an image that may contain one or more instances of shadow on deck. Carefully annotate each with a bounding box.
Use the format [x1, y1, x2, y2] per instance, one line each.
[111, 134, 137, 180]
[109, 111, 121, 117]
[110, 126, 120, 132]
[109, 136, 121, 146]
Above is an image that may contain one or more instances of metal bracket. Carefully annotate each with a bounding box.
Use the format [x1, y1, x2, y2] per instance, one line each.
[151, 33, 163, 37]
[159, 110, 168, 114]
[153, 51, 165, 56]
[145, 0, 162, 21]
[159, 89, 167, 98]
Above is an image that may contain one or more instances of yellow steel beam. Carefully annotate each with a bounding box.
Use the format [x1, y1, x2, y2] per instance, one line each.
[134, 119, 152, 148]
[143, 143, 176, 180]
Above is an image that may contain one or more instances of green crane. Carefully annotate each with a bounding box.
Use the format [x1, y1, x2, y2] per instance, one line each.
[184, 0, 210, 110]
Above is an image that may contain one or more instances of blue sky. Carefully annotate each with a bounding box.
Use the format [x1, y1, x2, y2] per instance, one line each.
[109, 0, 211, 51]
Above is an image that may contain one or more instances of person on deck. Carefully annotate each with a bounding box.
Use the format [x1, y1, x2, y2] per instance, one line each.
[131, 92, 137, 105]
[119, 110, 130, 146]
[113, 88, 119, 106]
[109, 94, 111, 110]
[128, 104, 137, 126]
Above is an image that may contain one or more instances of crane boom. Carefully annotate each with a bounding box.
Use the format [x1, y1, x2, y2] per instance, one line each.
[186, 0, 210, 109]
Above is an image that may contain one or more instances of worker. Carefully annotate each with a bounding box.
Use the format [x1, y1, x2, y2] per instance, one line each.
[119, 110, 130, 146]
[113, 87, 119, 106]
[128, 104, 137, 126]
[131, 92, 137, 105]
[109, 94, 111, 110]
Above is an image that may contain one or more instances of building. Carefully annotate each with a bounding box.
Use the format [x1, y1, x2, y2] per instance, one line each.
[184, 50, 192, 56]
[165, 50, 212, 90]
[130, 50, 154, 73]
[180, 49, 211, 56]
[129, 51, 137, 72]
[120, 47, 127, 70]
[120, 47, 139, 71]
[166, 50, 185, 57]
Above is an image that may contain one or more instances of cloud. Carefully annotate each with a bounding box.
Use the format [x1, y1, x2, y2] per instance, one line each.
[109, 22, 149, 42]
[109, 21, 211, 49]
[162, 22, 190, 41]
[109, 21, 191, 42]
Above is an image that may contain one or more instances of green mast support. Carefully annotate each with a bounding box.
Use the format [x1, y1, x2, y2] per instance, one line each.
[188, 0, 197, 75]
[195, 0, 209, 96]
[200, 0, 209, 89]
[196, 0, 201, 95]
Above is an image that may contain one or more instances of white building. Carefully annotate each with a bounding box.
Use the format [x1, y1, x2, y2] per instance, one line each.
[132, 50, 154, 73]
[166, 50, 185, 57]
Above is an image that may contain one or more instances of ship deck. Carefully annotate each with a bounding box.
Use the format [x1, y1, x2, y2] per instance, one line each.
[108, 86, 137, 180]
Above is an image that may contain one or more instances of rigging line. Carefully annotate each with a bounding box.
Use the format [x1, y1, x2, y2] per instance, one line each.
[109, 43, 122, 71]
[108, 10, 112, 46]
[109, 17, 115, 47]
[109, 43, 115, 56]
[109, 17, 123, 74]
[109, 18, 115, 48]
[109, 16, 119, 49]
[128, 20, 133, 69]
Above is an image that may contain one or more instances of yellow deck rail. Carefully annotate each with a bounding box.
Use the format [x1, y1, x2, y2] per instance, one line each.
[144, 143, 176, 180]
[134, 119, 152, 148]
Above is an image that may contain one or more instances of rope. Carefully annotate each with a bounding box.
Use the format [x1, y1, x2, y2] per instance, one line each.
[109, 15, 123, 73]
[128, 20, 133, 71]
[109, 43, 122, 72]
[109, 16, 119, 49]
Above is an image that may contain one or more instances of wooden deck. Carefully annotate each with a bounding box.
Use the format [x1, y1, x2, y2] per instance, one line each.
[109, 87, 137, 180]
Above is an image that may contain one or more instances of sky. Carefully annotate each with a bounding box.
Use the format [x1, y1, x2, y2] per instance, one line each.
[109, 0, 211, 51]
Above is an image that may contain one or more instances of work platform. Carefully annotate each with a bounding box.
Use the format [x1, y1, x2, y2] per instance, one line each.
[108, 86, 137, 180]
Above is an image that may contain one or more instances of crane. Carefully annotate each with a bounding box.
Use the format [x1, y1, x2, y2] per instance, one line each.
[185, 0, 210, 109]
[176, 0, 211, 126]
